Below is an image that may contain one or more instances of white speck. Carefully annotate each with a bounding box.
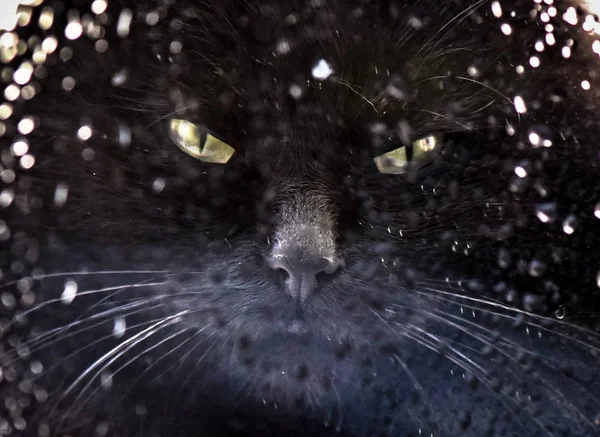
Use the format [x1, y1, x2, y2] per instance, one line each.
[77, 125, 92, 141]
[276, 39, 291, 54]
[562, 46, 571, 58]
[597, 270, 600, 288]
[4, 84, 20, 101]
[118, 123, 131, 147]
[311, 59, 333, 80]
[152, 178, 166, 193]
[514, 95, 527, 114]
[65, 21, 83, 40]
[535, 40, 545, 52]
[528, 132, 540, 146]
[514, 166, 527, 178]
[117, 9, 133, 38]
[289, 84, 303, 99]
[62, 76, 76, 91]
[14, 63, 33, 85]
[61, 280, 78, 305]
[41, 36, 58, 54]
[545, 33, 555, 46]
[111, 69, 128, 86]
[500, 23, 512, 35]
[146, 11, 159, 26]
[11, 139, 28, 156]
[562, 215, 576, 234]
[467, 66, 479, 77]
[91, 0, 108, 15]
[594, 202, 600, 219]
[54, 183, 69, 207]
[20, 154, 35, 169]
[515, 65, 524, 74]
[17, 117, 35, 135]
[581, 80, 591, 90]
[0, 189, 14, 208]
[563, 7, 577, 25]
[529, 56, 540, 68]
[100, 371, 113, 389]
[112, 317, 126, 338]
[491, 1, 502, 18]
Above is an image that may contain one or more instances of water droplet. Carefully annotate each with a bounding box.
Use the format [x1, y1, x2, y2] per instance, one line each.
[514, 95, 527, 114]
[555, 305, 566, 320]
[77, 125, 93, 141]
[311, 59, 333, 80]
[562, 214, 576, 234]
[535, 202, 556, 223]
[112, 317, 126, 338]
[65, 21, 83, 40]
[61, 280, 78, 304]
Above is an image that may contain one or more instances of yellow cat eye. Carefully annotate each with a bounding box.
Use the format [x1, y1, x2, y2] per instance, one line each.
[168, 119, 235, 164]
[373, 134, 441, 175]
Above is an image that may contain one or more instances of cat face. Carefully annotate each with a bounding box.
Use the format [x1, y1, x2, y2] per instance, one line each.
[2, 1, 600, 436]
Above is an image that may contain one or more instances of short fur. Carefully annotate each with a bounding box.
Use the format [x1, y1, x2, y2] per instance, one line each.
[1, 1, 600, 436]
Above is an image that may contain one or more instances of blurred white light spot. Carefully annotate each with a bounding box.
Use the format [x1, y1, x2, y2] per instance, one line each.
[514, 95, 527, 114]
[145, 11, 159, 26]
[500, 23, 512, 35]
[118, 124, 131, 147]
[77, 125, 93, 141]
[529, 56, 540, 68]
[528, 132, 540, 146]
[289, 84, 303, 99]
[545, 33, 555, 46]
[20, 154, 35, 169]
[152, 178, 166, 193]
[515, 65, 524, 74]
[111, 69, 128, 86]
[581, 80, 591, 90]
[514, 166, 527, 178]
[4, 84, 20, 101]
[62, 76, 76, 91]
[562, 46, 571, 58]
[91, 0, 108, 15]
[14, 62, 33, 85]
[562, 215, 576, 235]
[54, 183, 69, 207]
[0, 103, 12, 120]
[11, 139, 28, 156]
[41, 36, 58, 54]
[17, 117, 34, 135]
[594, 202, 600, 219]
[117, 9, 133, 38]
[276, 39, 290, 54]
[311, 59, 333, 80]
[0, 189, 14, 208]
[491, 1, 502, 18]
[534, 41, 545, 51]
[563, 7, 577, 25]
[113, 317, 127, 338]
[65, 21, 83, 40]
[61, 280, 78, 304]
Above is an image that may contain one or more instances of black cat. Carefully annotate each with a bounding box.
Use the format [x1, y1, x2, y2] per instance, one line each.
[1, 1, 600, 436]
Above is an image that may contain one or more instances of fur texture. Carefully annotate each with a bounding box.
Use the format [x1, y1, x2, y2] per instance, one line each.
[1, 1, 600, 436]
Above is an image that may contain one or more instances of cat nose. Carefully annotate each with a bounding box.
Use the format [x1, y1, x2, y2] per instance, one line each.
[267, 250, 343, 304]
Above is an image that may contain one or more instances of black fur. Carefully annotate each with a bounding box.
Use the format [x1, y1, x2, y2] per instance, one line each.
[1, 1, 600, 436]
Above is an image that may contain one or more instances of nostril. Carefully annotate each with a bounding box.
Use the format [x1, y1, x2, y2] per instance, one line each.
[267, 252, 344, 303]
[275, 266, 290, 282]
